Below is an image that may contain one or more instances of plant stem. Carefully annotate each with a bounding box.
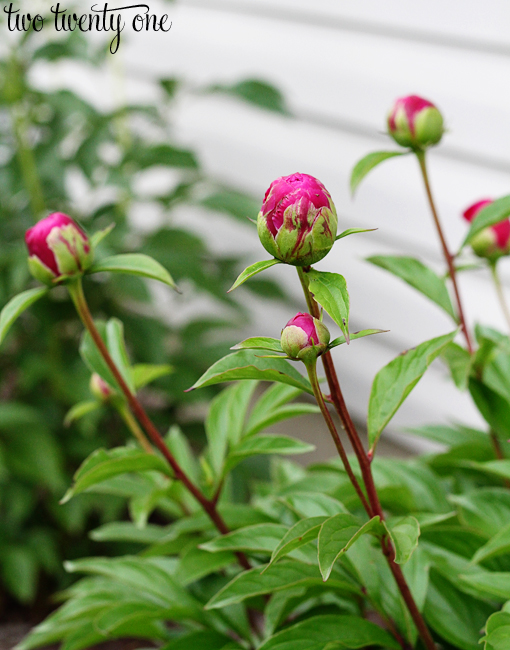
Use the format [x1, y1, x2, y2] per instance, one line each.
[117, 403, 154, 454]
[490, 262, 510, 333]
[305, 361, 372, 517]
[67, 278, 251, 570]
[11, 105, 46, 221]
[297, 267, 436, 650]
[416, 150, 474, 354]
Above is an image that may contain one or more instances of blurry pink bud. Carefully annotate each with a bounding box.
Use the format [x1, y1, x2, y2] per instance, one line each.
[25, 212, 92, 285]
[462, 199, 510, 260]
[90, 373, 116, 402]
[257, 173, 338, 266]
[387, 95, 444, 149]
[281, 312, 330, 363]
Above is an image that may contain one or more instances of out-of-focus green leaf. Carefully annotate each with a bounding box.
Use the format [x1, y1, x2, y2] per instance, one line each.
[351, 151, 405, 195]
[225, 434, 314, 472]
[132, 363, 174, 390]
[89, 254, 178, 290]
[210, 79, 289, 114]
[64, 400, 101, 427]
[200, 188, 259, 222]
[0, 287, 48, 345]
[201, 523, 287, 554]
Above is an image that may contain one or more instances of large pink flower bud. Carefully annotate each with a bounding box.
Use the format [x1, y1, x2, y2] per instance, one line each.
[257, 173, 338, 267]
[387, 95, 444, 149]
[462, 199, 510, 261]
[25, 213, 93, 285]
[281, 312, 330, 363]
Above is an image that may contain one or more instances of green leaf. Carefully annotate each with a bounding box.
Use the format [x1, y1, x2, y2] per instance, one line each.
[441, 342, 472, 389]
[175, 545, 236, 586]
[90, 223, 115, 249]
[268, 517, 327, 568]
[64, 400, 101, 427]
[88, 254, 178, 290]
[0, 287, 48, 345]
[257, 614, 400, 650]
[205, 381, 258, 477]
[459, 573, 510, 600]
[282, 492, 348, 519]
[385, 516, 420, 564]
[228, 259, 282, 293]
[205, 561, 358, 610]
[1, 546, 38, 604]
[243, 403, 320, 437]
[90, 522, 169, 544]
[245, 384, 303, 432]
[231, 337, 283, 353]
[335, 227, 377, 241]
[106, 318, 135, 393]
[469, 378, 510, 438]
[200, 188, 259, 222]
[200, 523, 288, 554]
[481, 611, 510, 650]
[131, 363, 174, 390]
[329, 328, 388, 349]
[80, 321, 119, 390]
[318, 515, 384, 581]
[210, 79, 289, 114]
[367, 255, 457, 320]
[159, 630, 243, 650]
[350, 151, 405, 195]
[307, 270, 350, 342]
[225, 435, 314, 472]
[187, 350, 313, 395]
[461, 195, 510, 248]
[367, 331, 457, 452]
[472, 522, 510, 564]
[61, 447, 173, 503]
[449, 488, 510, 538]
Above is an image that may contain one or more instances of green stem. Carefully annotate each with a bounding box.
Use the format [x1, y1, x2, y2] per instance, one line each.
[305, 361, 372, 517]
[297, 267, 436, 650]
[117, 403, 154, 455]
[11, 105, 46, 220]
[490, 262, 510, 333]
[67, 277, 251, 570]
[416, 150, 474, 354]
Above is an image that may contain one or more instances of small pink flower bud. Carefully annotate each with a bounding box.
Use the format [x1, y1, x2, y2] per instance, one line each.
[90, 373, 116, 402]
[257, 173, 338, 267]
[462, 199, 510, 261]
[25, 212, 93, 285]
[281, 312, 330, 363]
[387, 95, 444, 149]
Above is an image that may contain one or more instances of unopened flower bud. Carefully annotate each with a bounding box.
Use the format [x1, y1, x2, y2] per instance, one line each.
[462, 199, 510, 261]
[281, 312, 330, 363]
[257, 173, 338, 267]
[25, 212, 93, 285]
[90, 373, 116, 402]
[387, 95, 444, 149]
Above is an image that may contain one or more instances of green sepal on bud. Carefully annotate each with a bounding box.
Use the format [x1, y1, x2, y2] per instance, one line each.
[281, 313, 330, 364]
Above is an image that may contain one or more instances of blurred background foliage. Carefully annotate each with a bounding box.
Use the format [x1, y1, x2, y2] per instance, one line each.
[0, 20, 290, 614]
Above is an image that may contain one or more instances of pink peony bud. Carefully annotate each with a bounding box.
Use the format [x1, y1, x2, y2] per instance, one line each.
[90, 373, 116, 402]
[280, 312, 330, 363]
[387, 95, 444, 149]
[462, 199, 510, 261]
[257, 173, 338, 267]
[25, 212, 93, 285]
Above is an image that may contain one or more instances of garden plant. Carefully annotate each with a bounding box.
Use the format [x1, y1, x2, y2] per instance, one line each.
[4, 94, 510, 650]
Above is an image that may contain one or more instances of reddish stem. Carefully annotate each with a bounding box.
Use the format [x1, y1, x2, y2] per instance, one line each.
[416, 151, 474, 354]
[68, 279, 251, 570]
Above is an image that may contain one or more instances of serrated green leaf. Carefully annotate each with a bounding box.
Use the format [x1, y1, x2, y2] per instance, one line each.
[0, 287, 48, 345]
[200, 523, 288, 554]
[61, 447, 173, 503]
[205, 560, 358, 610]
[268, 516, 327, 568]
[88, 254, 178, 290]
[385, 516, 420, 564]
[231, 337, 283, 353]
[335, 227, 377, 241]
[257, 614, 400, 650]
[131, 363, 174, 390]
[367, 255, 457, 320]
[318, 515, 384, 581]
[225, 434, 314, 472]
[187, 350, 313, 395]
[368, 331, 457, 451]
[351, 150, 405, 195]
[64, 400, 101, 427]
[228, 259, 282, 292]
[307, 270, 350, 342]
[461, 195, 510, 248]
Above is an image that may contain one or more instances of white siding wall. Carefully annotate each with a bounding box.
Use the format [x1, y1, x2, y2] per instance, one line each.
[35, 1, 510, 443]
